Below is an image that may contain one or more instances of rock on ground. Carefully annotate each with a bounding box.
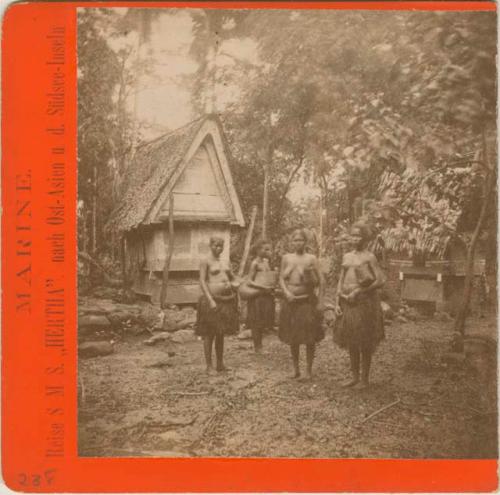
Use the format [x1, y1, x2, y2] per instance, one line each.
[171, 329, 197, 344]
[143, 332, 172, 346]
[441, 352, 466, 366]
[107, 311, 138, 327]
[404, 307, 420, 321]
[79, 314, 111, 329]
[435, 311, 453, 322]
[79, 341, 114, 359]
[380, 301, 394, 320]
[140, 305, 163, 329]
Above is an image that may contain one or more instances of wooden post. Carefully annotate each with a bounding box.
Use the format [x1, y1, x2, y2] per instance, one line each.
[121, 233, 127, 289]
[262, 163, 269, 239]
[238, 205, 258, 277]
[318, 190, 324, 258]
[160, 196, 175, 309]
[92, 165, 98, 253]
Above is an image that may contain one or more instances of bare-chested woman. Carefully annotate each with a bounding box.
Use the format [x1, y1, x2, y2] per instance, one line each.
[196, 236, 239, 373]
[246, 239, 276, 353]
[279, 229, 324, 380]
[333, 223, 385, 389]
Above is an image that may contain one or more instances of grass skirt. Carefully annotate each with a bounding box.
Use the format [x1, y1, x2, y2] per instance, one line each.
[278, 295, 324, 345]
[196, 294, 239, 337]
[333, 291, 384, 351]
[246, 294, 275, 330]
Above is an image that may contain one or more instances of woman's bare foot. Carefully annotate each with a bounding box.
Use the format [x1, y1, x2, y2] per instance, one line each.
[216, 365, 229, 372]
[291, 370, 301, 379]
[341, 377, 359, 388]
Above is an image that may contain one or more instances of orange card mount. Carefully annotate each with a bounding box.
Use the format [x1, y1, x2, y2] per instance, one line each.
[2, 1, 498, 492]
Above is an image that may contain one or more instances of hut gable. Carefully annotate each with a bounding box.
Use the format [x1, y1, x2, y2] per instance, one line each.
[110, 115, 244, 232]
[154, 140, 229, 221]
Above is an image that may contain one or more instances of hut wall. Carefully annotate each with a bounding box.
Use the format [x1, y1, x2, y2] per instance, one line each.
[386, 253, 488, 315]
[401, 276, 444, 304]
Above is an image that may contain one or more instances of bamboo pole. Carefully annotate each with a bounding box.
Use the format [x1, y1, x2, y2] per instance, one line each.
[160, 196, 175, 309]
[454, 131, 496, 337]
[238, 205, 258, 277]
[121, 234, 127, 288]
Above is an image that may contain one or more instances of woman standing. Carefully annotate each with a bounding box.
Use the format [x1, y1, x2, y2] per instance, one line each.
[196, 236, 239, 373]
[279, 229, 324, 380]
[246, 239, 276, 353]
[333, 223, 385, 389]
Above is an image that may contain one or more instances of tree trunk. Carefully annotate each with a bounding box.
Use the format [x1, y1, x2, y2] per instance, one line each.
[204, 43, 216, 114]
[92, 165, 97, 254]
[346, 181, 353, 223]
[210, 37, 219, 114]
[82, 211, 90, 279]
[274, 154, 305, 225]
[79, 251, 121, 287]
[83, 210, 89, 256]
[454, 135, 496, 337]
[238, 205, 258, 277]
[121, 234, 127, 289]
[130, 28, 144, 158]
[262, 162, 269, 239]
[318, 174, 328, 258]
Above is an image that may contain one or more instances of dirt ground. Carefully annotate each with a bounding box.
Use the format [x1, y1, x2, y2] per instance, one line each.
[78, 312, 497, 459]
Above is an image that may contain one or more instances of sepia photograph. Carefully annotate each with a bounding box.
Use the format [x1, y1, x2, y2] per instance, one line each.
[77, 7, 497, 459]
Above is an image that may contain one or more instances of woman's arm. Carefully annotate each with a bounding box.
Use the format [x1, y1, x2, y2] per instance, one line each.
[226, 263, 241, 289]
[199, 259, 216, 308]
[358, 253, 386, 294]
[313, 256, 324, 306]
[279, 255, 295, 301]
[335, 258, 346, 314]
[246, 259, 258, 286]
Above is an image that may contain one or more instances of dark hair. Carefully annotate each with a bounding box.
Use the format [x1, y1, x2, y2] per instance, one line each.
[351, 222, 372, 242]
[209, 236, 224, 245]
[291, 228, 307, 241]
[252, 238, 272, 256]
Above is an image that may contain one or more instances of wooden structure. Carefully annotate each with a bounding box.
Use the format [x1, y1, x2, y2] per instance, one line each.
[389, 238, 486, 314]
[109, 115, 245, 305]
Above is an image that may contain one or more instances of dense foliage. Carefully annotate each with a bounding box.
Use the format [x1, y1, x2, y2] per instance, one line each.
[77, 8, 497, 328]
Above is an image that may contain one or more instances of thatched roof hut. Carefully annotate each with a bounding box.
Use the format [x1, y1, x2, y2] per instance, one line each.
[110, 115, 245, 305]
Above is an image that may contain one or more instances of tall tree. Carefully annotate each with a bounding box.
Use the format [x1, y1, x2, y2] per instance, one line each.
[78, 9, 122, 256]
[188, 9, 250, 114]
[384, 11, 497, 337]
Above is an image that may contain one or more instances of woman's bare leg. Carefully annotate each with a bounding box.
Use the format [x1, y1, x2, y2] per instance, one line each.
[306, 344, 315, 379]
[342, 346, 360, 387]
[203, 335, 214, 372]
[358, 349, 372, 389]
[291, 344, 300, 378]
[215, 334, 227, 371]
[252, 328, 263, 353]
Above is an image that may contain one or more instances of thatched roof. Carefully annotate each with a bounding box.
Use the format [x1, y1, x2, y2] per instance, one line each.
[371, 165, 482, 260]
[109, 116, 209, 232]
